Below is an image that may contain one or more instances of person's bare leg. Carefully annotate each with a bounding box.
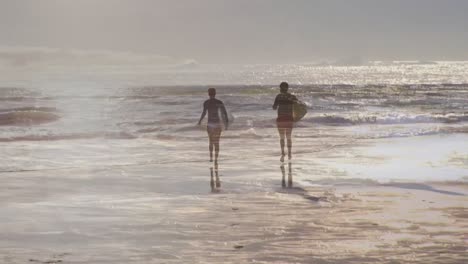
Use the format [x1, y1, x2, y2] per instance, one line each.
[277, 126, 286, 161]
[286, 127, 292, 160]
[214, 129, 221, 162]
[214, 142, 219, 162]
[208, 131, 214, 162]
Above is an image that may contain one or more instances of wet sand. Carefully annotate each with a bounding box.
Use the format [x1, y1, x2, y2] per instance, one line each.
[0, 161, 466, 264]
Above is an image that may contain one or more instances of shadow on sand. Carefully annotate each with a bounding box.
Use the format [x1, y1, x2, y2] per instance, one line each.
[280, 162, 322, 202]
[382, 182, 466, 196]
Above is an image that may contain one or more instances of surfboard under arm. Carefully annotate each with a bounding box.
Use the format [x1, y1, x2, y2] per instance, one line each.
[293, 100, 308, 122]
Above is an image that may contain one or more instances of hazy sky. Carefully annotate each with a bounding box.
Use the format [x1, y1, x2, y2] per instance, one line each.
[1, 0, 467, 63]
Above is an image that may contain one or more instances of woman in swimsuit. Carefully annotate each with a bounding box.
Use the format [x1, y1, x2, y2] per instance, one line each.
[198, 88, 229, 163]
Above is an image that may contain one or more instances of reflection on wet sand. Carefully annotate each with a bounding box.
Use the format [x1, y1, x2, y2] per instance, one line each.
[210, 162, 221, 193]
[280, 162, 293, 188]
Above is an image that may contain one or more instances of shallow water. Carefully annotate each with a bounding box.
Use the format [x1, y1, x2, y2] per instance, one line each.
[1, 62, 468, 184]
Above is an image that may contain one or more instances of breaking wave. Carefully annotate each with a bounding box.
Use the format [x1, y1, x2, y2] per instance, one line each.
[0, 131, 136, 142]
[0, 109, 60, 126]
[302, 113, 468, 126]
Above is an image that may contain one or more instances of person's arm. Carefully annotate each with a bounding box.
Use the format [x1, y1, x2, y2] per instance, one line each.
[272, 95, 279, 110]
[197, 102, 207, 125]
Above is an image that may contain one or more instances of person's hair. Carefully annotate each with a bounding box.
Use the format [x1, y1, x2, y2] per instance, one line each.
[280, 82, 289, 93]
[208, 88, 216, 97]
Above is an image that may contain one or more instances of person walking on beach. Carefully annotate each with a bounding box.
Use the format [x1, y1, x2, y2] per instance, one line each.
[273, 82, 298, 162]
[198, 88, 229, 163]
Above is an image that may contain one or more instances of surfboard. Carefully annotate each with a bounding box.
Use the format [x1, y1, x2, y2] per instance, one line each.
[293, 100, 308, 122]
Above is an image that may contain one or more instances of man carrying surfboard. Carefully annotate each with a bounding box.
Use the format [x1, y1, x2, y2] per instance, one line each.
[273, 82, 306, 162]
[197, 88, 229, 163]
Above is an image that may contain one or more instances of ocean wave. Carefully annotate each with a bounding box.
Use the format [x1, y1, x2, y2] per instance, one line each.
[365, 126, 468, 139]
[0, 110, 60, 126]
[0, 131, 136, 142]
[0, 87, 41, 101]
[0, 106, 57, 113]
[301, 113, 468, 126]
[390, 60, 439, 65]
[225, 128, 271, 139]
[130, 113, 468, 135]
[157, 123, 468, 141]
[136, 127, 166, 133]
[150, 129, 271, 140]
[120, 84, 468, 104]
[119, 118, 196, 128]
[0, 46, 194, 67]
[366, 130, 443, 139]
[378, 113, 468, 124]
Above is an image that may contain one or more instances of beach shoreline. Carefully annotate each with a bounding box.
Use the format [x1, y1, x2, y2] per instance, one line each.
[0, 158, 466, 263]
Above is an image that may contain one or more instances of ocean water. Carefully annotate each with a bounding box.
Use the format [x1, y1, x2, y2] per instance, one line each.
[0, 61, 467, 183]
